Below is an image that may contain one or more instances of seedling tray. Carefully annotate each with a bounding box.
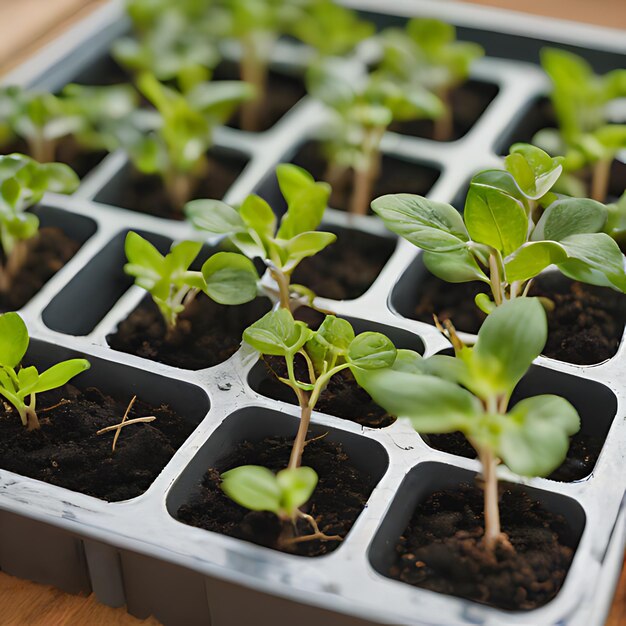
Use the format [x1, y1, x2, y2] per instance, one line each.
[1, 1, 625, 625]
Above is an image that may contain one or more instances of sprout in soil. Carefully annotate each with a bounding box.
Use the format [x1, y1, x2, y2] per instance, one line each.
[0, 312, 90, 430]
[306, 56, 443, 215]
[533, 48, 626, 202]
[0, 153, 79, 294]
[0, 84, 137, 164]
[124, 232, 260, 331]
[109, 72, 254, 211]
[186, 163, 335, 310]
[376, 18, 484, 141]
[221, 307, 396, 546]
[354, 297, 580, 552]
[372, 143, 626, 316]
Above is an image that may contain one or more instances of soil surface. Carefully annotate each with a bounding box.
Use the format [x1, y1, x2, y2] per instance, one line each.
[107, 296, 271, 370]
[214, 62, 306, 132]
[412, 273, 626, 365]
[291, 227, 396, 300]
[108, 151, 248, 220]
[176, 436, 374, 556]
[424, 431, 603, 482]
[0, 227, 79, 312]
[292, 141, 440, 215]
[390, 80, 499, 141]
[258, 354, 396, 428]
[0, 385, 195, 502]
[390, 483, 576, 610]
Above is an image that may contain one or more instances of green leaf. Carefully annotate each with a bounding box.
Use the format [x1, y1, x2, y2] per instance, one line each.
[239, 194, 276, 241]
[504, 241, 568, 283]
[465, 172, 528, 256]
[499, 395, 580, 477]
[221, 465, 282, 515]
[347, 332, 397, 370]
[471, 298, 547, 399]
[423, 247, 489, 283]
[29, 359, 90, 395]
[371, 194, 468, 252]
[0, 312, 29, 368]
[505, 143, 563, 200]
[185, 199, 246, 235]
[201, 252, 259, 305]
[276, 466, 318, 513]
[531, 198, 607, 241]
[275, 164, 315, 206]
[283, 231, 336, 269]
[243, 309, 311, 356]
[167, 240, 203, 273]
[305, 315, 355, 374]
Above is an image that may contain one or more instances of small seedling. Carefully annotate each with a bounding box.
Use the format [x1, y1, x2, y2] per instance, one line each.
[0, 153, 79, 293]
[111, 72, 254, 211]
[186, 163, 335, 310]
[377, 18, 484, 140]
[220, 308, 396, 545]
[372, 143, 626, 316]
[534, 48, 626, 202]
[0, 312, 90, 430]
[307, 58, 443, 215]
[96, 395, 156, 452]
[124, 232, 260, 330]
[354, 298, 580, 551]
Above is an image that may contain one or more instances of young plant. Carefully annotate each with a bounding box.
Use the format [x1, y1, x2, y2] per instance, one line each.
[220, 307, 396, 546]
[307, 58, 443, 215]
[0, 312, 90, 430]
[353, 297, 580, 551]
[0, 153, 79, 293]
[124, 231, 260, 331]
[372, 143, 626, 315]
[377, 18, 484, 140]
[534, 48, 626, 201]
[186, 163, 335, 310]
[111, 73, 254, 211]
[605, 192, 626, 252]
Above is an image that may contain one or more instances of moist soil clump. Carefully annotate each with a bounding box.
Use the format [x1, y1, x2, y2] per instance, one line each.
[259, 353, 396, 428]
[108, 296, 271, 370]
[424, 431, 603, 482]
[291, 227, 396, 300]
[292, 141, 439, 215]
[390, 483, 576, 610]
[176, 436, 374, 556]
[412, 273, 626, 364]
[111, 152, 248, 220]
[390, 81, 499, 141]
[0, 385, 194, 501]
[0, 227, 79, 312]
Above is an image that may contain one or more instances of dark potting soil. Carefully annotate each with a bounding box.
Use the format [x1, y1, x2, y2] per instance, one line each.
[424, 431, 603, 482]
[2, 137, 106, 179]
[390, 80, 499, 141]
[412, 272, 626, 365]
[0, 227, 79, 312]
[107, 296, 271, 370]
[390, 483, 576, 610]
[110, 152, 248, 220]
[292, 141, 440, 215]
[176, 436, 374, 556]
[258, 354, 396, 429]
[0, 384, 195, 501]
[213, 62, 306, 132]
[291, 227, 396, 300]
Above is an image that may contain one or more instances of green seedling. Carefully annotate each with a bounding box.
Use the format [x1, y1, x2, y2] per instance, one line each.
[0, 153, 79, 293]
[354, 298, 580, 552]
[0, 312, 90, 430]
[307, 58, 443, 215]
[186, 163, 335, 310]
[111, 72, 254, 211]
[534, 48, 626, 202]
[605, 192, 626, 252]
[378, 18, 484, 140]
[372, 143, 626, 315]
[124, 231, 259, 330]
[221, 307, 396, 545]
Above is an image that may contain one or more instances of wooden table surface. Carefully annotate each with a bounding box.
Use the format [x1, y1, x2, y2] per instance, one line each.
[0, 0, 625, 624]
